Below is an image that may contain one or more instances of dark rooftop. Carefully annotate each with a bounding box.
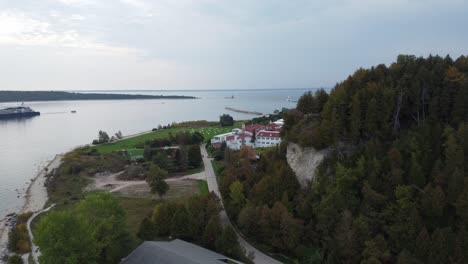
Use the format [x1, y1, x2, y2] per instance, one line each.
[120, 239, 243, 264]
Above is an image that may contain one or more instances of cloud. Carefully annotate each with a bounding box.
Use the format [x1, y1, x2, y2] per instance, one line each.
[55, 0, 97, 7]
[0, 11, 138, 56]
[0, 0, 466, 90]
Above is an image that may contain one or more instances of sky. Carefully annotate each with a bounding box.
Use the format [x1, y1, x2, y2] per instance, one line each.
[0, 0, 467, 91]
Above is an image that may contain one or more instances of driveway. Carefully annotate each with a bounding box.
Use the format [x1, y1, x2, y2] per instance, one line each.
[200, 145, 282, 264]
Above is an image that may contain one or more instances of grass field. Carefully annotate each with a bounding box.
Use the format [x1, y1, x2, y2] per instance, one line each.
[94, 122, 241, 154]
[211, 160, 224, 183]
[127, 148, 144, 156]
[197, 180, 209, 195]
[117, 196, 158, 236]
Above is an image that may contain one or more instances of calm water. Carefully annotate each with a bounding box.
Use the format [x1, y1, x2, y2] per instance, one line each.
[0, 89, 311, 218]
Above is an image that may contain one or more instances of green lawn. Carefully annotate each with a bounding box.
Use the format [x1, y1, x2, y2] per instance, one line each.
[94, 123, 241, 154]
[117, 196, 159, 236]
[127, 148, 144, 156]
[197, 180, 209, 195]
[211, 160, 224, 183]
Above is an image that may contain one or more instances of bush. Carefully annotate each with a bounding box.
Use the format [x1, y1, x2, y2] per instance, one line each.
[7, 255, 23, 264]
[8, 224, 30, 254]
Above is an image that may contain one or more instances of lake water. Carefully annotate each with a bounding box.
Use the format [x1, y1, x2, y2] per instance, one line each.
[0, 89, 312, 218]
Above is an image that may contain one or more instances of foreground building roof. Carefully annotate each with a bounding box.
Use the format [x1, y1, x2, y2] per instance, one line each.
[121, 239, 243, 264]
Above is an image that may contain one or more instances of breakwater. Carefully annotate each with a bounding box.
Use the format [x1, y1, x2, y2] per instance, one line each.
[225, 107, 262, 115]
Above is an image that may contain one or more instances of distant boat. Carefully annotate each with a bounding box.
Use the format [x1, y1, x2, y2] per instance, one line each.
[286, 96, 298, 103]
[225, 95, 234, 99]
[71, 110, 77, 113]
[0, 104, 40, 119]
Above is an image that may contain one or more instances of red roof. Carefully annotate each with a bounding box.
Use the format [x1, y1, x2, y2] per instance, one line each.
[238, 134, 251, 139]
[265, 123, 281, 131]
[245, 124, 264, 134]
[212, 143, 222, 148]
[257, 131, 281, 138]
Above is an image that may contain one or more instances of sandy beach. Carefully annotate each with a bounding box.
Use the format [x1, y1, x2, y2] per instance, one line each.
[0, 154, 63, 261]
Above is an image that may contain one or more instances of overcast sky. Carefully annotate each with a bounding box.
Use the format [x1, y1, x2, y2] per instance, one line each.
[0, 0, 466, 91]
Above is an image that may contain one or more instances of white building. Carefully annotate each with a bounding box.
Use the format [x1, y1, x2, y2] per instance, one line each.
[254, 130, 281, 148]
[211, 121, 283, 150]
[210, 128, 254, 150]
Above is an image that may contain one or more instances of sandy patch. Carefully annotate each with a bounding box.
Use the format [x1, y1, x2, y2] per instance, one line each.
[85, 170, 206, 197]
[22, 155, 62, 214]
[116, 180, 199, 199]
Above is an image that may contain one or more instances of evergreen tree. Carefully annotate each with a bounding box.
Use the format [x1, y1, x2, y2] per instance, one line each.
[216, 226, 245, 261]
[202, 215, 222, 250]
[170, 207, 190, 239]
[137, 217, 156, 240]
[297, 91, 315, 114]
[188, 145, 202, 168]
[361, 235, 391, 264]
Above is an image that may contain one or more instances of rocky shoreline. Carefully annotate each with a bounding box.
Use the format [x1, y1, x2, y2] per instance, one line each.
[0, 154, 63, 262]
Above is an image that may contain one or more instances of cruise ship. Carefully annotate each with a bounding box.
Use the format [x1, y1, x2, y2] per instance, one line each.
[0, 105, 40, 119]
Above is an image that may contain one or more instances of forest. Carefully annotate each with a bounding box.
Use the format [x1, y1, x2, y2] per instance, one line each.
[217, 55, 467, 263]
[0, 91, 196, 102]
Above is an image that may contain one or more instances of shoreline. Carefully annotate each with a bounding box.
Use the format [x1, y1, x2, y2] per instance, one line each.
[21, 154, 63, 214]
[0, 154, 63, 260]
[0, 130, 155, 259]
[0, 122, 224, 260]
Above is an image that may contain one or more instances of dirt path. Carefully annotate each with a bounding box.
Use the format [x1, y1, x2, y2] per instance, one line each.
[85, 170, 206, 193]
[27, 204, 56, 264]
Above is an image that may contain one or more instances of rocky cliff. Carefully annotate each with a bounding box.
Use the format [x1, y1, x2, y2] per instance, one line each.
[286, 142, 329, 188]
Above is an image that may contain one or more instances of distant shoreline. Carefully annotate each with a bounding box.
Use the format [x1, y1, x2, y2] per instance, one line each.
[0, 91, 197, 103]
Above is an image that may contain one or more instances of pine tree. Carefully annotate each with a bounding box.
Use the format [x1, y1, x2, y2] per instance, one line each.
[334, 210, 359, 264]
[216, 226, 245, 261]
[280, 211, 303, 253]
[361, 235, 391, 264]
[137, 217, 156, 240]
[170, 207, 189, 239]
[365, 98, 379, 137]
[414, 227, 430, 262]
[202, 215, 222, 250]
[297, 91, 315, 114]
[350, 93, 362, 141]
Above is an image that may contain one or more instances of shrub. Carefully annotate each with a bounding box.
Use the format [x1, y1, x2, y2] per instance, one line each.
[7, 255, 23, 264]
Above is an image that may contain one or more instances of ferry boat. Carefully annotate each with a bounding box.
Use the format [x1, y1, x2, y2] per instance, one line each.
[0, 104, 40, 119]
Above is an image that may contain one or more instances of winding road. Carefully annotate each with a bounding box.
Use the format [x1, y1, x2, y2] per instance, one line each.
[200, 145, 282, 264]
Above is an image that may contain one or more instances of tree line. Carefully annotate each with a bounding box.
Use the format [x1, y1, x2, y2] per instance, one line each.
[0, 91, 196, 103]
[217, 55, 467, 263]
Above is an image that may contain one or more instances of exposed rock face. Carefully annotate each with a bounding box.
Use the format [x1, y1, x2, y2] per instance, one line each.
[286, 142, 329, 188]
